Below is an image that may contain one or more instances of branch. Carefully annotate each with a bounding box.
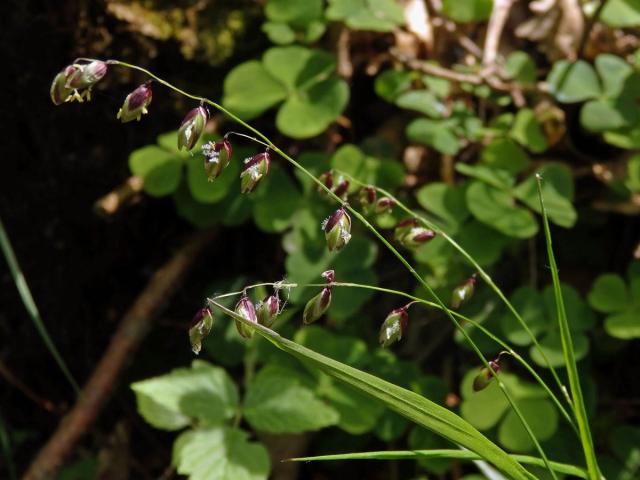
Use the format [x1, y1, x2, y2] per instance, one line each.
[483, 0, 516, 68]
[93, 176, 143, 217]
[23, 230, 217, 480]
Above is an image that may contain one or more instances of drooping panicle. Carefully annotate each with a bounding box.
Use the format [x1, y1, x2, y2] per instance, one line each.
[178, 106, 208, 151]
[188, 307, 215, 355]
[451, 274, 477, 309]
[256, 294, 280, 328]
[50, 65, 79, 105]
[323, 208, 352, 252]
[240, 150, 271, 193]
[394, 218, 436, 249]
[359, 186, 377, 214]
[66, 60, 108, 90]
[378, 306, 409, 347]
[472, 358, 501, 392]
[202, 138, 233, 181]
[302, 270, 335, 324]
[234, 295, 258, 339]
[117, 82, 153, 123]
[375, 196, 395, 215]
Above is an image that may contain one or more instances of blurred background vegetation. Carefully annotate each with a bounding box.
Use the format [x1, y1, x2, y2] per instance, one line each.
[1, 0, 639, 479]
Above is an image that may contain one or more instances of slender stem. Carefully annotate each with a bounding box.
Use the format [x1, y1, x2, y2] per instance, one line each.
[337, 170, 573, 409]
[328, 282, 577, 434]
[577, 0, 611, 58]
[0, 218, 80, 394]
[536, 175, 600, 480]
[103, 59, 558, 478]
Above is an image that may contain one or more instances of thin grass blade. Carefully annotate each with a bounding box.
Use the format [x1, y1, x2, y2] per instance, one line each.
[535, 174, 600, 480]
[211, 300, 537, 480]
[287, 449, 587, 478]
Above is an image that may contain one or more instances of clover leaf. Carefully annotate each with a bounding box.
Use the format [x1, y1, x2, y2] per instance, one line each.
[500, 283, 595, 368]
[223, 46, 349, 138]
[326, 0, 405, 32]
[262, 0, 326, 45]
[405, 100, 481, 155]
[459, 371, 558, 452]
[588, 263, 640, 340]
[441, 0, 492, 23]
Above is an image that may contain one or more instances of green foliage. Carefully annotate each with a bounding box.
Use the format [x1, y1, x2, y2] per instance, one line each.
[588, 264, 640, 339]
[262, 0, 325, 45]
[441, 0, 493, 23]
[172, 427, 270, 480]
[243, 365, 339, 433]
[326, 0, 405, 32]
[218, 304, 537, 480]
[601, 0, 640, 27]
[460, 371, 558, 452]
[131, 360, 238, 431]
[500, 284, 595, 367]
[223, 47, 349, 138]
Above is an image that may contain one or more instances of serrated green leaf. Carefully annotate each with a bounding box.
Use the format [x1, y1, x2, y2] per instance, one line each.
[244, 365, 339, 433]
[466, 181, 538, 238]
[129, 145, 183, 197]
[172, 426, 270, 480]
[222, 61, 287, 120]
[547, 60, 601, 103]
[131, 360, 238, 431]
[587, 274, 629, 313]
[295, 326, 369, 366]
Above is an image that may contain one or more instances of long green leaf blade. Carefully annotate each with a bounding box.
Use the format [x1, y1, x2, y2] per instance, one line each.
[0, 218, 79, 393]
[288, 449, 587, 478]
[535, 174, 600, 480]
[211, 301, 536, 480]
